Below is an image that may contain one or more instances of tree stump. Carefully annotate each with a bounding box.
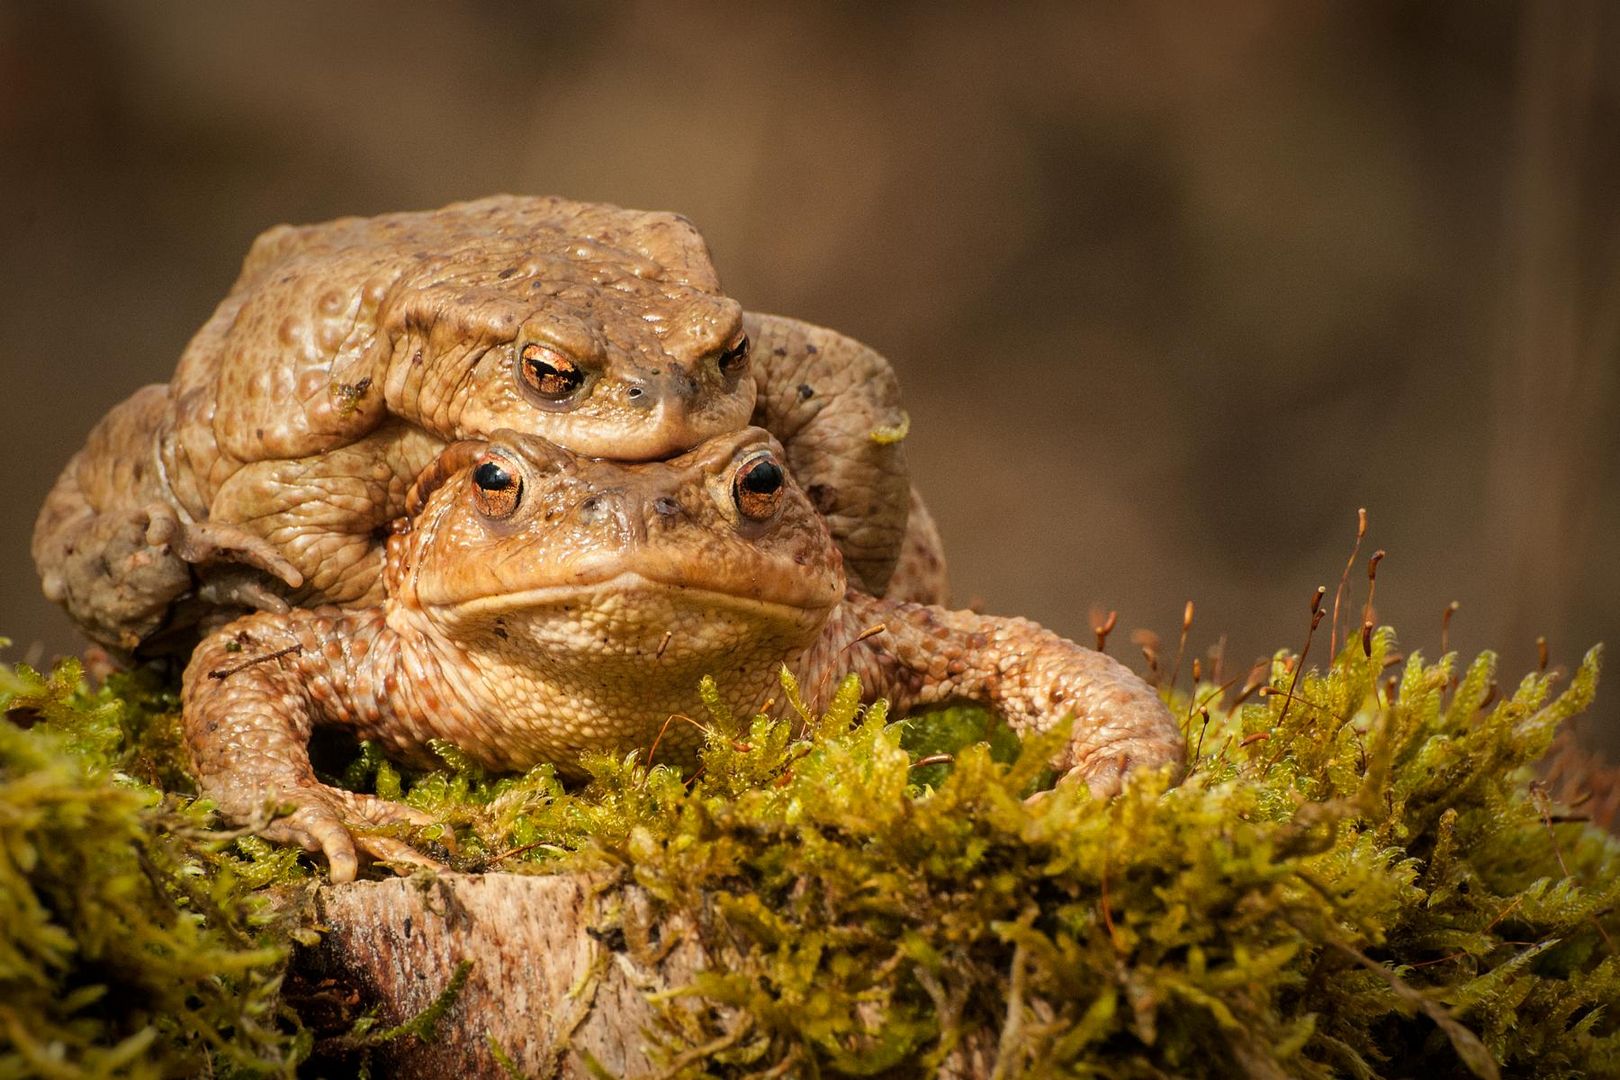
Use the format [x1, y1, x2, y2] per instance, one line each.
[300, 872, 710, 1078]
[299, 872, 994, 1077]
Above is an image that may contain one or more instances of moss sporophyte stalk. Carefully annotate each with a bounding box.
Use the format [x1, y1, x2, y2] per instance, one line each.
[1, 626, 1617, 1077]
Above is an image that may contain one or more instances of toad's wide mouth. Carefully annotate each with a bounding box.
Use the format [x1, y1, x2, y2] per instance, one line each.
[459, 380, 758, 463]
[433, 570, 840, 624]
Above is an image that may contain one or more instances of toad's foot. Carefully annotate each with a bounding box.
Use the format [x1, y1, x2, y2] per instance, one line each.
[1057, 733, 1183, 799]
[38, 501, 306, 651]
[247, 784, 444, 884]
[35, 504, 206, 650]
[1022, 732, 1182, 807]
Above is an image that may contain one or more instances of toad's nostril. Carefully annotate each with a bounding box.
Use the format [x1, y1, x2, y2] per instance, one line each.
[653, 496, 680, 516]
[578, 490, 642, 538]
[627, 386, 643, 399]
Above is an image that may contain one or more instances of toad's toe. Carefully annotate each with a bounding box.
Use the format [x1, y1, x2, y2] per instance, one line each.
[357, 835, 449, 877]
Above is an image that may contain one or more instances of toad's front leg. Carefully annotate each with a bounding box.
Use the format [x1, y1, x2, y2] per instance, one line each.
[182, 610, 439, 882]
[804, 593, 1186, 796]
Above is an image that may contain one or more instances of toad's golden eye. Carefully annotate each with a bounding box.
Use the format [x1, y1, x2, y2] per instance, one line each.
[518, 343, 585, 401]
[733, 454, 785, 521]
[472, 457, 522, 518]
[717, 333, 750, 377]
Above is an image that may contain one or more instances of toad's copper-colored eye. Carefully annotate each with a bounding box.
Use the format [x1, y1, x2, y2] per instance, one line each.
[716, 332, 751, 377]
[517, 343, 585, 401]
[472, 457, 522, 518]
[732, 454, 785, 521]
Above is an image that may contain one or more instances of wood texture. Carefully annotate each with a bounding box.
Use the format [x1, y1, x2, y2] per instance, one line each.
[302, 872, 709, 1078]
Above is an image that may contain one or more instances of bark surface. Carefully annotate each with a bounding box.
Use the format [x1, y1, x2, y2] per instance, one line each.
[302, 870, 1001, 1076]
[303, 872, 708, 1078]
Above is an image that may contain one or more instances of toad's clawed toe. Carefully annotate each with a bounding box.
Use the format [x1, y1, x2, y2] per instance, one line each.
[254, 787, 443, 884]
[357, 835, 450, 876]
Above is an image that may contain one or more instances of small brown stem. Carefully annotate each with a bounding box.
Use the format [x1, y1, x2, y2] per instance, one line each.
[207, 643, 303, 681]
[1167, 601, 1194, 696]
[1092, 609, 1118, 653]
[1330, 508, 1368, 657]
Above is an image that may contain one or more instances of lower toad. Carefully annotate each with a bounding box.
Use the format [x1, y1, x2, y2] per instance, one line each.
[183, 428, 1184, 881]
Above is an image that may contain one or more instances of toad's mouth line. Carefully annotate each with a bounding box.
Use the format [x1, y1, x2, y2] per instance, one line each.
[434, 571, 837, 623]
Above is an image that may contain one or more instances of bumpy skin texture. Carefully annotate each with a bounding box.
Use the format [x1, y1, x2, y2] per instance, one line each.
[182, 429, 1182, 882]
[35, 195, 941, 652]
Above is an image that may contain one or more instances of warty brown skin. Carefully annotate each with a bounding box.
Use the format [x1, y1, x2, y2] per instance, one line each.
[182, 429, 1184, 883]
[35, 195, 940, 653]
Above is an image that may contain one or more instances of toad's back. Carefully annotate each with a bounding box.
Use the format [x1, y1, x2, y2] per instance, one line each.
[35, 195, 941, 653]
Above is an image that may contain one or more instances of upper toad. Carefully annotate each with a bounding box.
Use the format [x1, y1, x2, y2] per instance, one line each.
[35, 196, 945, 652]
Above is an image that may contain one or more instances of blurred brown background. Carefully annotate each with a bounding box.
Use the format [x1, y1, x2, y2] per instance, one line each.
[2, 3, 1617, 749]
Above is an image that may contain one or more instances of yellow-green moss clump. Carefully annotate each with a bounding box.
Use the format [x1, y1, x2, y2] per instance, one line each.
[3, 630, 1618, 1077]
[0, 659, 309, 1078]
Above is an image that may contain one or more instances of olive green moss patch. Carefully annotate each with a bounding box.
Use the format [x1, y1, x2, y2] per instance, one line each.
[0, 658, 308, 1078]
[3, 630, 1618, 1077]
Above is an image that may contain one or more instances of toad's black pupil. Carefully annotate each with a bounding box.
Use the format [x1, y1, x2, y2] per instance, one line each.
[741, 460, 783, 494]
[474, 461, 512, 490]
[533, 358, 579, 383]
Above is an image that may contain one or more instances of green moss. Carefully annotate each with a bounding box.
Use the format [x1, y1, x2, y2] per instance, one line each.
[4, 628, 1618, 1077]
[0, 659, 308, 1078]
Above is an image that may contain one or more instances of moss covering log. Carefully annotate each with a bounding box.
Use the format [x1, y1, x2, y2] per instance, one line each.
[3, 627, 1619, 1077]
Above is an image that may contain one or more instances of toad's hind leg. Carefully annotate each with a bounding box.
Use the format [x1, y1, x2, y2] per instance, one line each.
[883, 488, 950, 605]
[205, 421, 446, 610]
[32, 385, 299, 651]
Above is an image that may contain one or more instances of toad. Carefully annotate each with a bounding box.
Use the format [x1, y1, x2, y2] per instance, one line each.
[182, 428, 1184, 881]
[34, 195, 945, 653]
